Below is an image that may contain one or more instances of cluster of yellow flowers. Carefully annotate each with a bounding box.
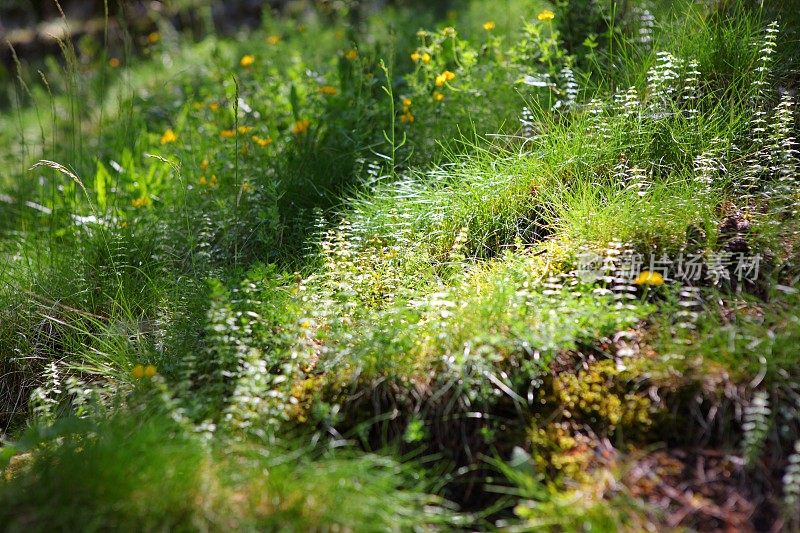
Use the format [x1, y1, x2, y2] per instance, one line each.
[410, 50, 431, 64]
[221, 123, 295, 141]
[483, 21, 496, 31]
[220, 126, 254, 139]
[319, 85, 338, 95]
[399, 97, 414, 124]
[251, 135, 273, 147]
[131, 195, 151, 208]
[132, 364, 157, 379]
[292, 118, 311, 135]
[198, 175, 218, 188]
[240, 54, 255, 67]
[160, 128, 177, 145]
[633, 271, 664, 286]
[537, 9, 555, 22]
[344, 48, 358, 61]
[434, 70, 456, 87]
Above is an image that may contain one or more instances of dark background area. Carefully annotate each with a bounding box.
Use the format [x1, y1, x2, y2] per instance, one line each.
[0, 0, 453, 65]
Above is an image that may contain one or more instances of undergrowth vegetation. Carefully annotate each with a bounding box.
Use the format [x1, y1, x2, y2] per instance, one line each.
[1, 0, 799, 530]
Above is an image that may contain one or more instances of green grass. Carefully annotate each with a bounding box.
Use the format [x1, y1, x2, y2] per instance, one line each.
[2, 0, 800, 529]
[1, 403, 457, 531]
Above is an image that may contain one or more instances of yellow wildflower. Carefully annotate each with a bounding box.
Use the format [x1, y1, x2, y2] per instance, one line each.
[240, 54, 255, 67]
[411, 51, 421, 62]
[633, 271, 665, 286]
[144, 365, 157, 378]
[435, 70, 455, 87]
[319, 85, 338, 95]
[266, 35, 281, 45]
[209, 175, 218, 187]
[483, 21, 496, 31]
[132, 364, 145, 379]
[220, 129, 236, 138]
[237, 125, 253, 134]
[209, 102, 220, 112]
[421, 52, 431, 64]
[292, 119, 311, 135]
[131, 195, 151, 208]
[108, 57, 120, 68]
[537, 9, 555, 22]
[402, 97, 412, 109]
[200, 158, 209, 170]
[252, 135, 273, 147]
[400, 112, 415, 124]
[160, 128, 177, 145]
[147, 32, 160, 44]
[344, 48, 358, 61]
[433, 91, 445, 102]
[199, 176, 208, 186]
[241, 182, 252, 193]
[442, 27, 456, 37]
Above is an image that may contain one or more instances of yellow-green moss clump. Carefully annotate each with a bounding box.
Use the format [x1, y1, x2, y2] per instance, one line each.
[529, 422, 597, 482]
[549, 360, 655, 433]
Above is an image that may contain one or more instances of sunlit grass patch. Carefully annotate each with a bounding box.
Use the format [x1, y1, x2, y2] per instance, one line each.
[0, 408, 458, 532]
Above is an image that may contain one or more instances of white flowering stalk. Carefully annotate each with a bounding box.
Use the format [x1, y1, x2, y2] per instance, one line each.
[783, 440, 800, 528]
[742, 22, 780, 193]
[769, 92, 798, 193]
[637, 7, 655, 47]
[520, 106, 536, 138]
[674, 286, 702, 339]
[591, 241, 637, 320]
[627, 165, 651, 198]
[752, 21, 779, 101]
[694, 138, 726, 192]
[614, 156, 650, 197]
[554, 65, 579, 111]
[615, 86, 642, 138]
[612, 244, 639, 317]
[646, 51, 681, 114]
[586, 98, 611, 151]
[683, 59, 701, 121]
[742, 390, 771, 467]
[29, 361, 62, 422]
